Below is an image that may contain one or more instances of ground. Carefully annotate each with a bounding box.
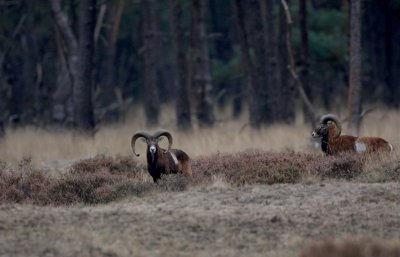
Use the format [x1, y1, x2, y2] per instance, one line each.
[1, 182, 400, 257]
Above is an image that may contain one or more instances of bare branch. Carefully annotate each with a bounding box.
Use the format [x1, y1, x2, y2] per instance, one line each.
[94, 4, 107, 46]
[49, 0, 78, 52]
[280, 0, 316, 123]
[112, 0, 126, 45]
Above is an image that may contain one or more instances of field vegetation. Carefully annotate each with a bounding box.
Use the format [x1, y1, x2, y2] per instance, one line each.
[1, 107, 400, 256]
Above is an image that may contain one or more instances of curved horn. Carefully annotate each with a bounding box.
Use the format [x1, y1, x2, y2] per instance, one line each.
[320, 114, 342, 137]
[131, 131, 151, 157]
[153, 129, 173, 153]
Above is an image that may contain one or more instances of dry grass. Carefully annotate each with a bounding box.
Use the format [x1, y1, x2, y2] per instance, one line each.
[2, 183, 400, 257]
[300, 238, 400, 257]
[0, 106, 399, 205]
[1, 150, 399, 205]
[0, 155, 194, 205]
[1, 106, 399, 168]
[1, 107, 400, 256]
[191, 151, 366, 185]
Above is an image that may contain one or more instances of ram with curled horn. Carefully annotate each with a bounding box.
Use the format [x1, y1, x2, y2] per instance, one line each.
[131, 130, 192, 182]
[311, 114, 393, 155]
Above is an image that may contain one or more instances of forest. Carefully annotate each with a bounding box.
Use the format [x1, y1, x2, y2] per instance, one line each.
[1, 0, 399, 135]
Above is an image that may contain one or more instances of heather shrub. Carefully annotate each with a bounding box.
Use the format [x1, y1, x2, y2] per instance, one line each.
[0, 151, 398, 205]
[300, 238, 400, 257]
[0, 157, 51, 204]
[48, 170, 119, 204]
[361, 158, 400, 182]
[158, 173, 190, 191]
[312, 153, 364, 179]
[0, 155, 192, 205]
[69, 154, 144, 178]
[0, 155, 149, 205]
[112, 181, 156, 198]
[191, 151, 364, 185]
[47, 155, 154, 204]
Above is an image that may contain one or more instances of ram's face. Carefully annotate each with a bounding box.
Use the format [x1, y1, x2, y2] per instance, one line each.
[312, 124, 329, 138]
[144, 138, 161, 155]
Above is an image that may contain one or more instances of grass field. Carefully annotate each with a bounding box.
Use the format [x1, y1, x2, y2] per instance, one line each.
[1, 183, 400, 257]
[0, 106, 399, 165]
[1, 107, 400, 256]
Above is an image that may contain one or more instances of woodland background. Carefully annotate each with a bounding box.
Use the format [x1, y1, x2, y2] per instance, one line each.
[0, 0, 399, 135]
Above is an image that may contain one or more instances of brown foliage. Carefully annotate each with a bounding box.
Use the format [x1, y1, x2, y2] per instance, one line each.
[300, 238, 400, 257]
[0, 151, 397, 205]
[191, 151, 364, 185]
[0, 157, 51, 204]
[51, 155, 189, 204]
[0, 155, 193, 205]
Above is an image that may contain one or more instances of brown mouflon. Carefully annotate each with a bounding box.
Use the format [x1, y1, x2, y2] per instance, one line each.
[312, 114, 393, 155]
[131, 130, 192, 182]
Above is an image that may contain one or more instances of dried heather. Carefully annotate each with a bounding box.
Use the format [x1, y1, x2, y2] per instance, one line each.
[300, 238, 400, 257]
[191, 151, 365, 185]
[0, 151, 398, 205]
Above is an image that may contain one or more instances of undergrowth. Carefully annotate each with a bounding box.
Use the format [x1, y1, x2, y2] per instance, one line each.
[0, 151, 399, 205]
[300, 237, 400, 257]
[191, 151, 366, 185]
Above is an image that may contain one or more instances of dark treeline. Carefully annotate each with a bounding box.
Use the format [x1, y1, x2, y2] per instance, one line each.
[0, 0, 399, 134]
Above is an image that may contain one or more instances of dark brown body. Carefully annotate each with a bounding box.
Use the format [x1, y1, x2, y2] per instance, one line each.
[147, 146, 192, 182]
[132, 130, 192, 183]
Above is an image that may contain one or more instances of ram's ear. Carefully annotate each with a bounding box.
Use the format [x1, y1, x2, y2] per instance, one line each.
[140, 138, 147, 143]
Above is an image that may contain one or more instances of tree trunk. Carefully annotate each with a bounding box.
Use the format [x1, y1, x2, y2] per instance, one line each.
[0, 7, 5, 135]
[299, 0, 311, 122]
[249, 0, 271, 123]
[155, 9, 173, 104]
[363, 0, 381, 99]
[169, 0, 192, 131]
[0, 69, 7, 135]
[347, 0, 362, 135]
[69, 0, 79, 36]
[279, 0, 295, 124]
[99, 0, 125, 123]
[280, 0, 316, 124]
[20, 13, 39, 123]
[49, 0, 79, 127]
[384, 3, 400, 108]
[232, 79, 243, 119]
[74, 0, 96, 132]
[209, 0, 234, 62]
[233, 0, 261, 128]
[264, 0, 282, 122]
[0, 82, 6, 137]
[191, 0, 215, 127]
[52, 35, 74, 125]
[142, 0, 160, 127]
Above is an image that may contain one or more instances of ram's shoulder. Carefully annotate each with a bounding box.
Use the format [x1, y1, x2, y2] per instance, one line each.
[171, 149, 190, 161]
